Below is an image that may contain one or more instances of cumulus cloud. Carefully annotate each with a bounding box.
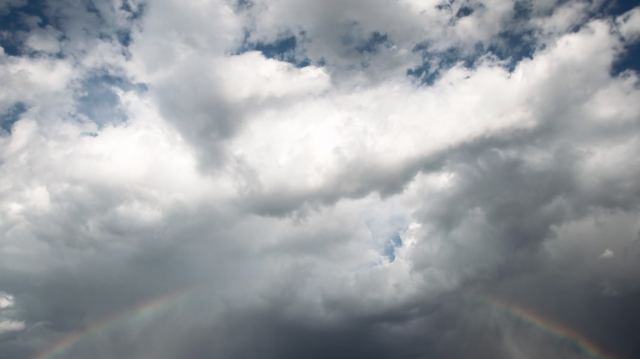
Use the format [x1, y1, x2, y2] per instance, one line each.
[0, 292, 24, 336]
[0, 0, 639, 358]
[617, 7, 640, 42]
[0, 293, 15, 310]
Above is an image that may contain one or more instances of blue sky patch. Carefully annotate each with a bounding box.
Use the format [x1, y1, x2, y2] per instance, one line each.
[75, 72, 145, 126]
[408, 2, 538, 85]
[605, 0, 640, 16]
[238, 33, 310, 67]
[383, 233, 403, 262]
[0, 0, 50, 56]
[0, 102, 28, 133]
[407, 46, 478, 85]
[612, 42, 640, 75]
[355, 32, 389, 54]
[456, 5, 475, 18]
[234, 0, 253, 11]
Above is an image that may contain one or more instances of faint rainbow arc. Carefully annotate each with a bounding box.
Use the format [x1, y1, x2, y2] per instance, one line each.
[33, 288, 192, 359]
[33, 289, 624, 359]
[483, 294, 621, 359]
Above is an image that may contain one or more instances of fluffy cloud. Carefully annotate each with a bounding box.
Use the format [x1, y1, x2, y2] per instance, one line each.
[0, 1, 639, 358]
[0, 292, 24, 336]
[618, 6, 640, 42]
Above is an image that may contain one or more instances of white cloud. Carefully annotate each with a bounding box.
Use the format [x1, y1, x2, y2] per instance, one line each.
[0, 53, 75, 121]
[0, 293, 14, 309]
[533, 1, 590, 38]
[0, 292, 24, 336]
[25, 26, 62, 53]
[0, 320, 25, 335]
[600, 249, 614, 259]
[216, 52, 331, 102]
[617, 7, 640, 43]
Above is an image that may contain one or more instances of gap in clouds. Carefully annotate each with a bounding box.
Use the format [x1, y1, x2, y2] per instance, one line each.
[74, 70, 146, 127]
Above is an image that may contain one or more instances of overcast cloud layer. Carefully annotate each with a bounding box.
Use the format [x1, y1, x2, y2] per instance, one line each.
[1, 0, 640, 358]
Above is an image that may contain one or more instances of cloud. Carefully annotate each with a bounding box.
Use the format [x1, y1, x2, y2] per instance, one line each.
[600, 249, 614, 259]
[617, 7, 640, 42]
[0, 1, 639, 358]
[0, 320, 25, 335]
[0, 292, 25, 336]
[0, 293, 15, 310]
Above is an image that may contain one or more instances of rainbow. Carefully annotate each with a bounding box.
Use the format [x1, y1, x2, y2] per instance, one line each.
[31, 288, 623, 359]
[33, 288, 192, 359]
[483, 294, 621, 359]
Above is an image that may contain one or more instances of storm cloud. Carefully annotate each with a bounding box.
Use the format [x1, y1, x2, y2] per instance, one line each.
[1, 0, 639, 358]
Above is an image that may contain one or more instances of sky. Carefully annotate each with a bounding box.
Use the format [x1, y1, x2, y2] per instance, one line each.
[0, 0, 639, 358]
